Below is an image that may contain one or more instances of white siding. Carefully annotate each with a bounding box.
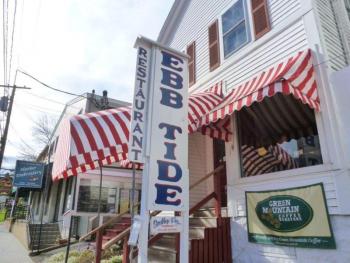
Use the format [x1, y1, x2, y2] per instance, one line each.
[315, 0, 348, 71]
[230, 171, 339, 218]
[166, 0, 304, 92]
[188, 132, 213, 208]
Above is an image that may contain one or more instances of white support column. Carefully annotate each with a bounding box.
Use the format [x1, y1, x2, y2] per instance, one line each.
[137, 162, 150, 262]
[179, 169, 189, 263]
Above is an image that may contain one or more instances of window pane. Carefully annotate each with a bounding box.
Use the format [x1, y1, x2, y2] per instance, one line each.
[237, 94, 323, 177]
[223, 22, 247, 56]
[222, 0, 244, 34]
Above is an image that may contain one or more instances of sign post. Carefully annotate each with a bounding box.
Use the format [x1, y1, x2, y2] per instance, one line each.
[10, 160, 45, 231]
[129, 36, 189, 263]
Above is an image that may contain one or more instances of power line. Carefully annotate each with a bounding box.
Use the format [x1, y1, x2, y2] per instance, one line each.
[2, 0, 8, 87]
[8, 0, 18, 85]
[17, 69, 87, 97]
[23, 90, 70, 106]
[14, 101, 61, 116]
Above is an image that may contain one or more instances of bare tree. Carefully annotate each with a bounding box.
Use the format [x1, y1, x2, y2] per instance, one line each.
[18, 114, 57, 161]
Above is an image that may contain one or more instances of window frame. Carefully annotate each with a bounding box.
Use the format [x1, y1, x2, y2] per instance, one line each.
[230, 105, 332, 186]
[219, 0, 252, 59]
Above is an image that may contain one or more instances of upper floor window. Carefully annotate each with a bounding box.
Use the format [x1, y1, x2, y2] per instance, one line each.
[220, 0, 270, 59]
[222, 0, 250, 58]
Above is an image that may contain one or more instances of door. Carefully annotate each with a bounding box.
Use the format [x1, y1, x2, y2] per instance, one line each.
[53, 180, 63, 222]
[213, 138, 227, 207]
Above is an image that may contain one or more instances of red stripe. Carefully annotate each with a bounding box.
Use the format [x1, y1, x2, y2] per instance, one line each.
[75, 116, 99, 151]
[112, 111, 130, 143]
[296, 66, 314, 93]
[287, 50, 311, 82]
[70, 123, 85, 154]
[87, 113, 111, 148]
[98, 112, 124, 146]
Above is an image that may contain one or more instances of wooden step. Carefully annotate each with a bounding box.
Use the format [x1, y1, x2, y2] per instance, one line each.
[191, 207, 228, 218]
[189, 217, 217, 228]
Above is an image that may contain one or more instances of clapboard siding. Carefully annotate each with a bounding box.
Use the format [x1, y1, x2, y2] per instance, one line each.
[315, 0, 347, 71]
[230, 172, 339, 217]
[167, 0, 303, 87]
[214, 20, 308, 91]
[188, 132, 212, 208]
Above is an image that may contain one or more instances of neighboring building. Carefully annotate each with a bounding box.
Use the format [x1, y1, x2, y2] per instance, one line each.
[29, 92, 141, 239]
[157, 0, 350, 262]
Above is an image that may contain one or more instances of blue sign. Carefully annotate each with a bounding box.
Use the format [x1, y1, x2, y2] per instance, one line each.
[14, 160, 45, 188]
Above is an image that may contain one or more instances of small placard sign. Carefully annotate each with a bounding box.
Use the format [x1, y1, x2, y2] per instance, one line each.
[150, 216, 183, 235]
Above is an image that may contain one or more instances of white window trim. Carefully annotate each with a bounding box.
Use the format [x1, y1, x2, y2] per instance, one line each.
[227, 109, 337, 187]
[219, 0, 254, 61]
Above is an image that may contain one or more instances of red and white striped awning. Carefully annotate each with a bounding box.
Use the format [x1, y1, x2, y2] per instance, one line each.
[52, 107, 131, 180]
[52, 85, 229, 180]
[195, 49, 320, 131]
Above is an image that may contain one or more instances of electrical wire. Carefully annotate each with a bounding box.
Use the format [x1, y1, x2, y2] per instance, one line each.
[8, 0, 17, 85]
[22, 90, 80, 108]
[2, 0, 8, 87]
[17, 69, 87, 98]
[14, 101, 61, 116]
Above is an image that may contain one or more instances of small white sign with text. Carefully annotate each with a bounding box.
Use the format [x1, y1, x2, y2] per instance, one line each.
[150, 216, 183, 235]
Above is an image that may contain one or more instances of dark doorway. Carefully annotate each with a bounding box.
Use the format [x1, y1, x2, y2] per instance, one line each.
[53, 180, 63, 222]
[213, 138, 227, 207]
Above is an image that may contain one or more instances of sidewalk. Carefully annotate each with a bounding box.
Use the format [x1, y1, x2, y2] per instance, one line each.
[0, 223, 33, 263]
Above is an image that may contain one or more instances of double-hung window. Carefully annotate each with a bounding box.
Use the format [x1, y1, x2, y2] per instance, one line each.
[222, 0, 250, 58]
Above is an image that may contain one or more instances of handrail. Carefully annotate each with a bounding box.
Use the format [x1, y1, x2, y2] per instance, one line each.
[79, 202, 140, 242]
[189, 192, 216, 215]
[102, 226, 131, 250]
[101, 210, 161, 250]
[189, 163, 224, 190]
[98, 164, 226, 254]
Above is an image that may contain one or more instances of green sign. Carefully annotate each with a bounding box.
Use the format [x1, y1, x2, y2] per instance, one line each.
[14, 160, 45, 188]
[246, 183, 336, 249]
[256, 195, 314, 232]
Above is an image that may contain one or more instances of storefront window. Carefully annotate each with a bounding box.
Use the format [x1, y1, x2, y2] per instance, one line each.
[77, 178, 141, 213]
[237, 94, 323, 177]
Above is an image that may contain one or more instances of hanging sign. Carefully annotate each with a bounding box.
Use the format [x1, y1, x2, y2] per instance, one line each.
[13, 160, 45, 188]
[128, 41, 152, 163]
[246, 183, 336, 249]
[150, 216, 183, 234]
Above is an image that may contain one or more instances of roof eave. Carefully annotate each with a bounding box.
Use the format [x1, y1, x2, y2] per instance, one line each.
[157, 0, 189, 45]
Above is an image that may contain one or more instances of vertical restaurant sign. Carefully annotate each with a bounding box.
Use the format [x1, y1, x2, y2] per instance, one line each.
[13, 160, 45, 188]
[147, 42, 189, 211]
[133, 36, 189, 211]
[128, 41, 152, 163]
[246, 183, 336, 249]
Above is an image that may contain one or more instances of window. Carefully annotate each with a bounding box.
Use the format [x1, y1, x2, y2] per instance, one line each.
[208, 20, 221, 70]
[187, 42, 196, 86]
[237, 94, 323, 177]
[62, 176, 74, 214]
[222, 0, 250, 58]
[77, 179, 141, 214]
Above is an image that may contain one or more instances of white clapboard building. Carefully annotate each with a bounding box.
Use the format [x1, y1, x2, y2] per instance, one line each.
[155, 0, 350, 262]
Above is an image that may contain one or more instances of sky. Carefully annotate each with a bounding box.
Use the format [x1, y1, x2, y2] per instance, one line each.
[1, 0, 175, 171]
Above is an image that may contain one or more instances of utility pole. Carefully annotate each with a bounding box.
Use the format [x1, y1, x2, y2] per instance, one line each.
[0, 84, 31, 169]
